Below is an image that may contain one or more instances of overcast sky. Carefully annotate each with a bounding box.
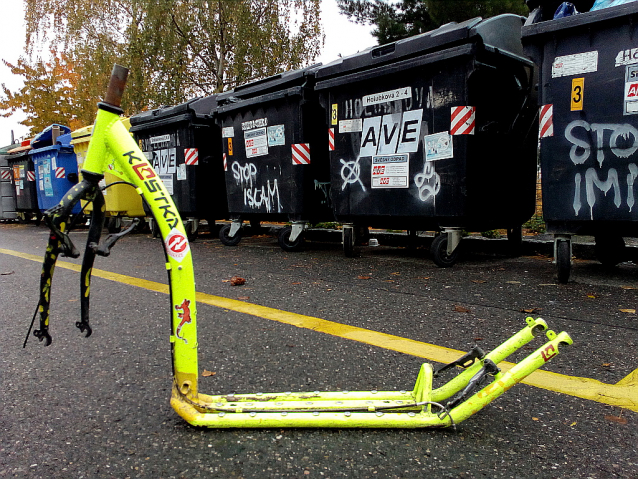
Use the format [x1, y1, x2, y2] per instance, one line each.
[0, 0, 375, 145]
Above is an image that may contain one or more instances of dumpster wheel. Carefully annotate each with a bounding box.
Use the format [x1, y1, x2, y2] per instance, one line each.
[431, 233, 460, 268]
[594, 235, 626, 267]
[219, 224, 242, 246]
[107, 217, 122, 234]
[278, 226, 305, 252]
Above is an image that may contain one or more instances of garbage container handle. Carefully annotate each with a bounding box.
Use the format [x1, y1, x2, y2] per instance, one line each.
[371, 43, 396, 58]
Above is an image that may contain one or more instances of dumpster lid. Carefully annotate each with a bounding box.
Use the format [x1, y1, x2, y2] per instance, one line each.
[0, 143, 21, 155]
[130, 95, 218, 127]
[31, 132, 74, 153]
[523, 0, 638, 38]
[316, 14, 526, 80]
[219, 64, 321, 103]
[31, 124, 71, 148]
[5, 149, 31, 161]
[7, 144, 32, 154]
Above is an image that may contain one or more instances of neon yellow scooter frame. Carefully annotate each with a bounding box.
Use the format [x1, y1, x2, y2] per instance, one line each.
[33, 65, 573, 428]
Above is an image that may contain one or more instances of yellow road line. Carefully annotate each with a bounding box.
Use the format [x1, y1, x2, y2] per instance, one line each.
[2, 247, 636, 412]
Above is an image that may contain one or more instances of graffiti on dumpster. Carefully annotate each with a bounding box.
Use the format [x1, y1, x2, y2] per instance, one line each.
[564, 120, 638, 218]
[231, 161, 282, 213]
[340, 157, 366, 192]
[414, 160, 441, 202]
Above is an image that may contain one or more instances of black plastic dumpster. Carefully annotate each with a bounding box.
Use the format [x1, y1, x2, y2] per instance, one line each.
[523, 2, 638, 282]
[30, 131, 81, 215]
[315, 15, 539, 264]
[0, 144, 19, 221]
[214, 66, 333, 251]
[130, 95, 226, 239]
[6, 150, 41, 223]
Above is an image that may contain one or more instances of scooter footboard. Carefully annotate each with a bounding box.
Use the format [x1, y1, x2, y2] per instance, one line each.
[170, 321, 572, 429]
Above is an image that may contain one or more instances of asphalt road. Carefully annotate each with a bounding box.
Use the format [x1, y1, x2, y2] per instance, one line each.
[1, 222, 637, 479]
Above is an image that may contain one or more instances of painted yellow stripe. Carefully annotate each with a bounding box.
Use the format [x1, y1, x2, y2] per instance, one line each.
[2, 247, 636, 412]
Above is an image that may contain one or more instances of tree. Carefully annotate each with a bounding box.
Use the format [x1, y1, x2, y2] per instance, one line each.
[2, 0, 323, 135]
[337, 0, 529, 44]
[0, 52, 89, 133]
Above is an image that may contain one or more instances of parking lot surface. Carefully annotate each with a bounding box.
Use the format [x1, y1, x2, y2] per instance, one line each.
[1, 223, 637, 478]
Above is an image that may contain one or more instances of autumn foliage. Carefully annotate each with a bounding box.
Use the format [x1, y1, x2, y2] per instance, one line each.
[1, 0, 324, 136]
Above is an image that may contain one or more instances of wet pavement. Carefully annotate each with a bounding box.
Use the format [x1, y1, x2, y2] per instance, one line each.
[1, 222, 636, 478]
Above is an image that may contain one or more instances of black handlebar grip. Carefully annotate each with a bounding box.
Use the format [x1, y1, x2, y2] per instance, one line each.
[104, 64, 129, 108]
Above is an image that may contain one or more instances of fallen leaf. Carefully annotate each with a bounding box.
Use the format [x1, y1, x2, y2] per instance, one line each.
[230, 276, 246, 286]
[605, 415, 627, 425]
[471, 280, 487, 284]
[357, 275, 371, 280]
[587, 294, 597, 299]
[532, 417, 539, 421]
[237, 296, 250, 300]
[621, 285, 637, 290]
[570, 422, 577, 427]
[454, 305, 471, 313]
[602, 363, 612, 367]
[390, 272, 401, 276]
[0, 271, 14, 275]
[221, 279, 230, 283]
[474, 337, 484, 341]
[506, 281, 521, 285]
[68, 299, 78, 302]
[521, 308, 540, 314]
[619, 309, 636, 314]
[291, 282, 302, 285]
[417, 276, 431, 280]
[202, 370, 216, 377]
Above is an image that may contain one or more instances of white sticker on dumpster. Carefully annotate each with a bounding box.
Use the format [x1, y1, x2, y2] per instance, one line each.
[625, 65, 638, 115]
[360, 109, 423, 156]
[339, 119, 363, 133]
[150, 134, 171, 145]
[552, 51, 598, 78]
[371, 154, 409, 188]
[616, 48, 638, 67]
[363, 87, 411, 107]
[425, 132, 453, 161]
[176, 163, 187, 180]
[151, 148, 176, 174]
[222, 127, 234, 138]
[160, 174, 173, 195]
[245, 127, 268, 158]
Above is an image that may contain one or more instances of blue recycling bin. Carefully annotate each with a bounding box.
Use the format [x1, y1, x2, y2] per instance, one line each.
[31, 132, 81, 214]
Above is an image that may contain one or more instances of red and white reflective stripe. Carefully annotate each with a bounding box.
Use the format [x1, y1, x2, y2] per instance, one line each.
[328, 128, 335, 151]
[450, 106, 476, 135]
[0, 169, 11, 181]
[223, 153, 227, 171]
[26, 170, 36, 181]
[292, 143, 311, 165]
[54, 167, 65, 179]
[539, 104, 554, 138]
[184, 148, 199, 166]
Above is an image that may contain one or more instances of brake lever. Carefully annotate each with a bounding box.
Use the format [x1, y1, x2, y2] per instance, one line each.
[93, 218, 141, 257]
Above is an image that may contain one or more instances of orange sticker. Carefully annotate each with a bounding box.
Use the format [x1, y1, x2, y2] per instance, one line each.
[228, 138, 233, 156]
